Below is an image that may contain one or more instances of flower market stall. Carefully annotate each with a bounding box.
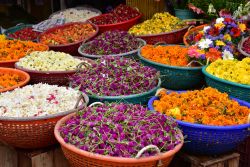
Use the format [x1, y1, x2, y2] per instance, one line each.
[0, 1, 249, 167]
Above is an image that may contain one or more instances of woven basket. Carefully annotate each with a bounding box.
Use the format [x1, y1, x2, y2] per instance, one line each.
[138, 46, 204, 90]
[0, 93, 89, 149]
[4, 23, 40, 41]
[85, 78, 161, 105]
[54, 111, 183, 167]
[15, 57, 95, 86]
[136, 26, 189, 45]
[49, 6, 102, 23]
[202, 66, 250, 102]
[238, 36, 250, 57]
[78, 38, 146, 59]
[126, 0, 166, 21]
[183, 24, 207, 46]
[88, 14, 142, 33]
[148, 91, 250, 155]
[0, 67, 30, 93]
[38, 22, 99, 55]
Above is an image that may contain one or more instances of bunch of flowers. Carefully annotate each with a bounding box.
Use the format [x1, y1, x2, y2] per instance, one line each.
[206, 57, 250, 85]
[81, 31, 141, 55]
[187, 17, 247, 65]
[8, 27, 41, 41]
[241, 36, 250, 54]
[17, 51, 89, 71]
[153, 87, 250, 126]
[0, 84, 81, 117]
[59, 103, 182, 157]
[70, 56, 159, 96]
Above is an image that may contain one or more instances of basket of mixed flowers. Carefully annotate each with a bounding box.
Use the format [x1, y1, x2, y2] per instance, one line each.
[69, 56, 161, 104]
[138, 44, 204, 90]
[148, 87, 250, 155]
[238, 36, 250, 57]
[183, 24, 207, 46]
[55, 102, 183, 167]
[78, 31, 146, 59]
[15, 51, 94, 86]
[0, 84, 89, 149]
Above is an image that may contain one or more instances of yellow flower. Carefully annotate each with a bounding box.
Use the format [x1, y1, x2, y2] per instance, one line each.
[214, 23, 225, 29]
[238, 23, 246, 32]
[0, 35, 6, 41]
[224, 34, 231, 41]
[216, 40, 226, 46]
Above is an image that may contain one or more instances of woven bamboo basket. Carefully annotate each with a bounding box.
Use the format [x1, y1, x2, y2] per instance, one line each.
[0, 93, 89, 149]
[126, 0, 166, 20]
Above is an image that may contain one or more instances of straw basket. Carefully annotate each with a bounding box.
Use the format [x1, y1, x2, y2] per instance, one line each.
[183, 24, 207, 46]
[0, 67, 30, 93]
[54, 109, 183, 167]
[0, 93, 89, 149]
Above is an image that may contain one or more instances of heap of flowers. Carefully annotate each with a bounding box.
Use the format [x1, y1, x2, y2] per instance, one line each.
[0, 84, 81, 117]
[187, 17, 247, 65]
[153, 87, 250, 126]
[70, 56, 159, 96]
[59, 103, 182, 157]
[8, 27, 41, 41]
[0, 72, 24, 91]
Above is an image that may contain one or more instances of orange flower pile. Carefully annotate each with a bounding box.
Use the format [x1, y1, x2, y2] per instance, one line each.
[153, 87, 250, 126]
[0, 39, 48, 61]
[0, 72, 23, 90]
[141, 45, 189, 66]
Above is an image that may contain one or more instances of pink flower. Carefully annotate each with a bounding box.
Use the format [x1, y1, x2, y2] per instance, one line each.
[188, 47, 201, 58]
[188, 3, 205, 14]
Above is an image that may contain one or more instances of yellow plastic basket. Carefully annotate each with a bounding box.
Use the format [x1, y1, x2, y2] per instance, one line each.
[126, 0, 166, 20]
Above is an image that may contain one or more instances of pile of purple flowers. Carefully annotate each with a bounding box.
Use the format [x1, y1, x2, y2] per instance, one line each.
[70, 56, 159, 96]
[59, 103, 183, 158]
[82, 31, 141, 55]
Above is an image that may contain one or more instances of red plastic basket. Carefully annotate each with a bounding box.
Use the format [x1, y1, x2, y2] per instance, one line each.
[89, 14, 142, 33]
[15, 57, 95, 86]
[136, 26, 189, 45]
[54, 112, 184, 167]
[38, 22, 99, 55]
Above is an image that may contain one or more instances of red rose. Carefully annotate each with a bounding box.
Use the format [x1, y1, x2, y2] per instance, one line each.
[194, 33, 203, 42]
[231, 27, 241, 37]
[209, 27, 219, 36]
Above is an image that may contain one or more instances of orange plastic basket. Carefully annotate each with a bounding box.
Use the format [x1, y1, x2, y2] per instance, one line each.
[0, 93, 89, 149]
[183, 24, 207, 46]
[0, 67, 30, 93]
[54, 112, 184, 167]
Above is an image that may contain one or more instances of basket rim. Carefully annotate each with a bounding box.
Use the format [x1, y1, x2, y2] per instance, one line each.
[183, 24, 207, 46]
[15, 56, 95, 74]
[85, 78, 161, 99]
[49, 6, 102, 21]
[37, 22, 99, 48]
[0, 92, 89, 121]
[88, 13, 142, 27]
[202, 66, 250, 89]
[238, 36, 250, 57]
[138, 46, 203, 70]
[78, 38, 146, 58]
[54, 111, 184, 163]
[0, 67, 30, 93]
[148, 94, 250, 130]
[134, 25, 189, 38]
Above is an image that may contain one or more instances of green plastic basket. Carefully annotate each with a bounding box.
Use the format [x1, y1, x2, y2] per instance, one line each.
[87, 78, 161, 104]
[202, 66, 250, 102]
[138, 47, 204, 90]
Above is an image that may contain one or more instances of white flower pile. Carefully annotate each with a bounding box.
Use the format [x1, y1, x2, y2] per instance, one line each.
[51, 8, 100, 23]
[17, 51, 89, 71]
[0, 84, 81, 117]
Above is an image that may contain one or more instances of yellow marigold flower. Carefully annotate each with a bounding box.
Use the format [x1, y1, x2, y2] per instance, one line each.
[214, 23, 225, 29]
[238, 23, 246, 32]
[224, 34, 231, 41]
[216, 40, 226, 46]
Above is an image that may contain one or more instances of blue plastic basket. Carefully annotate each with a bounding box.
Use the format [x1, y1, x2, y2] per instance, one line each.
[148, 91, 250, 155]
[138, 46, 204, 90]
[87, 78, 161, 105]
[202, 66, 250, 102]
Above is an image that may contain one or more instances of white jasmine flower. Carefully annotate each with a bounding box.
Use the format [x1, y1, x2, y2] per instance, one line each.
[222, 50, 234, 60]
[198, 39, 213, 49]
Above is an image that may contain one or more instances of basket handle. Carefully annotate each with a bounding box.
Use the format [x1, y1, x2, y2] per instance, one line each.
[89, 102, 104, 107]
[187, 25, 195, 32]
[186, 60, 205, 67]
[136, 145, 163, 166]
[154, 42, 167, 46]
[74, 93, 89, 109]
[76, 61, 91, 72]
[155, 88, 167, 97]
